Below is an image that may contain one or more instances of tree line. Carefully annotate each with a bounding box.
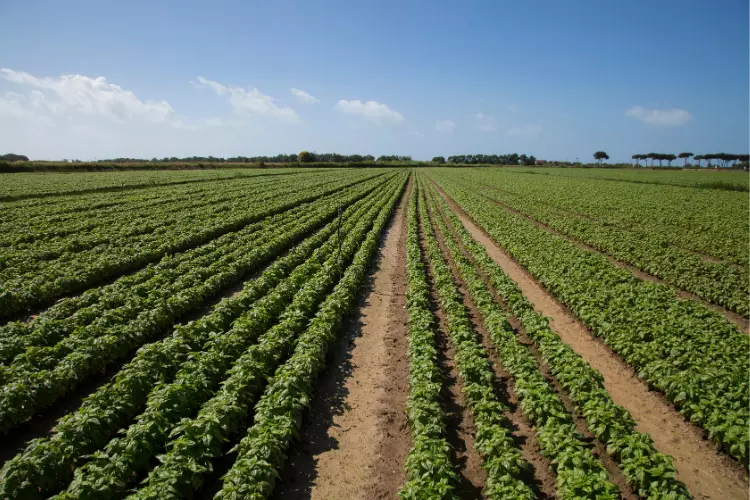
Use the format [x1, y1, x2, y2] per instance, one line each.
[431, 153, 537, 165]
[631, 152, 749, 168]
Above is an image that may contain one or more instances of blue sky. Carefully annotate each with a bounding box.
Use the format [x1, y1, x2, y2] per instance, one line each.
[0, 0, 747, 162]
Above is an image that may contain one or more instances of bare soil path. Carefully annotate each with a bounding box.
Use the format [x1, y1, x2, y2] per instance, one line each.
[274, 178, 412, 500]
[432, 181, 750, 500]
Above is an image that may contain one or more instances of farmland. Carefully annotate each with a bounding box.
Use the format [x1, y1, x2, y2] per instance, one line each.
[0, 167, 747, 499]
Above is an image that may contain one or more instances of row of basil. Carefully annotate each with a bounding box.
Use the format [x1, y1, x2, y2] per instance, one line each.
[54, 175, 406, 499]
[426, 179, 691, 498]
[0, 174, 397, 433]
[0, 174, 403, 499]
[451, 168, 747, 267]
[0, 174, 388, 364]
[450, 174, 747, 317]
[430, 173, 749, 465]
[0, 170, 385, 318]
[417, 178, 538, 499]
[155, 175, 406, 499]
[398, 180, 461, 498]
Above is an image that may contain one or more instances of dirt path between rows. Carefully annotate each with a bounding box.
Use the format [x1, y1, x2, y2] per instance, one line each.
[274, 177, 412, 500]
[475, 188, 749, 333]
[432, 182, 750, 500]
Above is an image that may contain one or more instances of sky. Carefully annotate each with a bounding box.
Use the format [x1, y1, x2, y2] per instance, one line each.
[0, 0, 747, 162]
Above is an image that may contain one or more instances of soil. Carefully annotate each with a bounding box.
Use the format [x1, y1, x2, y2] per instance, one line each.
[274, 177, 412, 500]
[432, 182, 750, 500]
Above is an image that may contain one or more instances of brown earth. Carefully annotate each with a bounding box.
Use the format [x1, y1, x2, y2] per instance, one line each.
[431, 181, 750, 500]
[274, 177, 412, 500]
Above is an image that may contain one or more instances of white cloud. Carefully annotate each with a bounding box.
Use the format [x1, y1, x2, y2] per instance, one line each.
[475, 112, 495, 132]
[290, 88, 319, 103]
[408, 130, 424, 138]
[435, 119, 455, 133]
[194, 76, 299, 123]
[0, 68, 175, 123]
[625, 106, 692, 127]
[507, 124, 542, 139]
[507, 104, 519, 113]
[335, 99, 404, 126]
[0, 68, 296, 160]
[204, 118, 225, 127]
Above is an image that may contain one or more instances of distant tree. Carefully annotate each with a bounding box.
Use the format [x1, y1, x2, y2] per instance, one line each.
[678, 152, 693, 167]
[528, 155, 537, 165]
[593, 151, 609, 164]
[431, 156, 446, 164]
[716, 153, 733, 168]
[297, 151, 314, 163]
[0, 153, 29, 162]
[737, 154, 750, 169]
[632, 154, 641, 167]
[663, 154, 677, 167]
[703, 153, 716, 168]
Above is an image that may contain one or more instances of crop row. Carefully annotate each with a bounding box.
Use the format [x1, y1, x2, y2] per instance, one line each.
[0, 171, 291, 243]
[0, 200, 319, 365]
[0, 185, 354, 371]
[426, 181, 691, 498]
[0, 177, 380, 365]
[0, 170, 386, 318]
[52, 174, 406, 499]
[0, 174, 402, 499]
[0, 174, 397, 431]
[0, 168, 312, 202]
[419, 176, 620, 499]
[429, 172, 749, 464]
[0, 170, 365, 283]
[396, 181, 461, 499]
[445, 168, 748, 267]
[0, 175, 287, 270]
[208, 171, 405, 500]
[417, 178, 536, 499]
[0, 176, 363, 334]
[460, 177, 748, 317]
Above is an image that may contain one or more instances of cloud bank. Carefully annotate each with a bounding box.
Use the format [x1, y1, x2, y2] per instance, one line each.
[625, 106, 692, 127]
[335, 99, 404, 126]
[195, 76, 299, 122]
[290, 88, 319, 103]
[435, 119, 455, 132]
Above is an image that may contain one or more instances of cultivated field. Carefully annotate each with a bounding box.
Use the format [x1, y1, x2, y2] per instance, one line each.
[0, 167, 747, 499]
